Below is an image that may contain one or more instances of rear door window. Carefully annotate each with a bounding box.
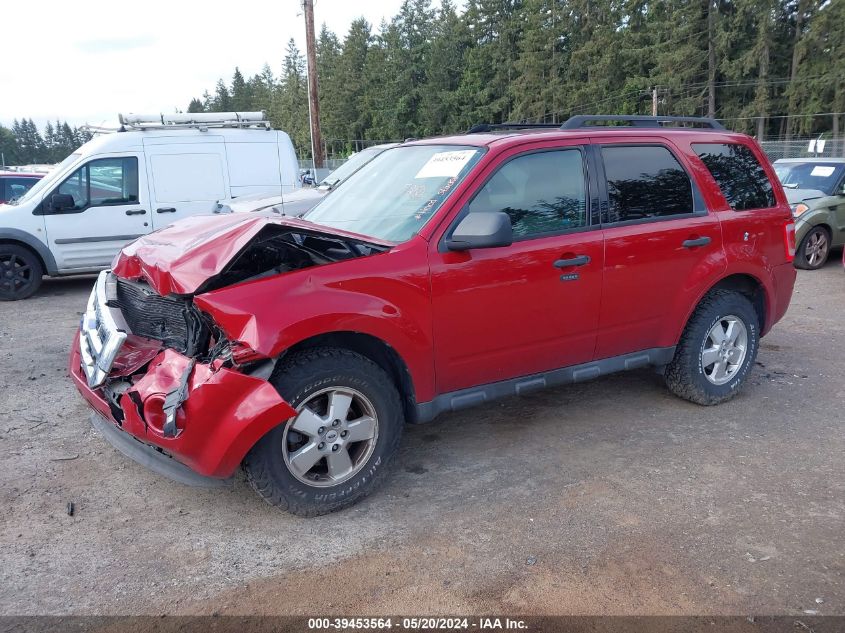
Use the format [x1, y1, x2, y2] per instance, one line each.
[693, 143, 776, 210]
[601, 145, 694, 222]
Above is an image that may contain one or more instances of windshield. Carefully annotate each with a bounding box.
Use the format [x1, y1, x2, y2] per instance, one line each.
[318, 146, 389, 190]
[12, 153, 81, 205]
[775, 162, 844, 195]
[304, 144, 483, 242]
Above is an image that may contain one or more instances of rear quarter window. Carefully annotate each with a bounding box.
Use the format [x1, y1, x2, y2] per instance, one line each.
[693, 143, 776, 211]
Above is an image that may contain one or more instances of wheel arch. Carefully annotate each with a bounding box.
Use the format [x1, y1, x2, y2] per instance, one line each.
[801, 219, 833, 240]
[710, 274, 767, 330]
[0, 229, 57, 275]
[282, 331, 419, 424]
[689, 273, 768, 334]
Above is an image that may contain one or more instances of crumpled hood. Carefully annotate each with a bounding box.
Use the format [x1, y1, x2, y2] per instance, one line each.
[112, 213, 392, 296]
[784, 187, 827, 204]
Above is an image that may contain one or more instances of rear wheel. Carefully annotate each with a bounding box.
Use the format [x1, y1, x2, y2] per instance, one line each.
[0, 244, 43, 301]
[795, 226, 830, 270]
[665, 290, 760, 405]
[244, 347, 404, 516]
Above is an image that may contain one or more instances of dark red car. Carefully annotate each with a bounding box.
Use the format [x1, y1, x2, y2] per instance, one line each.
[70, 116, 797, 515]
[0, 171, 42, 204]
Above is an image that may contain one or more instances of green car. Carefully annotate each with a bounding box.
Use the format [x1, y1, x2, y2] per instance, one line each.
[774, 158, 845, 269]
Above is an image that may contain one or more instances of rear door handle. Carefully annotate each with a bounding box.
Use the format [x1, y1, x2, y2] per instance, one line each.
[554, 255, 591, 268]
[682, 236, 711, 248]
[125, 209, 147, 216]
[156, 207, 176, 213]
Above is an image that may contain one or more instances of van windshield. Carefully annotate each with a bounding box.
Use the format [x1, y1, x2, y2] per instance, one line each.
[11, 153, 81, 205]
[304, 145, 483, 242]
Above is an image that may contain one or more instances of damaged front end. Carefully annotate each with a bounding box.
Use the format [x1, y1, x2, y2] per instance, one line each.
[71, 217, 390, 480]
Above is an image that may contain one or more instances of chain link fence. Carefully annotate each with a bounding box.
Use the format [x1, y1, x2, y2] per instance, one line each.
[759, 137, 845, 161]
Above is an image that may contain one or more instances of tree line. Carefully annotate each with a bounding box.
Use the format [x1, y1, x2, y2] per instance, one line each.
[0, 119, 94, 166]
[189, 0, 844, 158]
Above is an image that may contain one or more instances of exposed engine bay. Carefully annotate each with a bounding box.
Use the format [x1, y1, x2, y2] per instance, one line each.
[199, 225, 389, 293]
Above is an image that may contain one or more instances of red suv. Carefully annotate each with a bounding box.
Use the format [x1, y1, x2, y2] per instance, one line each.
[70, 116, 797, 516]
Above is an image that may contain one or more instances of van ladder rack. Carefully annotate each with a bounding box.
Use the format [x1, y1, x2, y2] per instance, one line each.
[117, 112, 271, 131]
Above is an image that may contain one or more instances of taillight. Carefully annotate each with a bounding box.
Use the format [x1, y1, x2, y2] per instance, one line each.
[784, 221, 796, 262]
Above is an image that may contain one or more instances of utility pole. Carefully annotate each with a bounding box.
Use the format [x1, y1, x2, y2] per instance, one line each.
[303, 0, 324, 169]
[652, 86, 659, 116]
[707, 0, 716, 118]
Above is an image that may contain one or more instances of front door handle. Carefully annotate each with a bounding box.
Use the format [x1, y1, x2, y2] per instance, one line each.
[125, 209, 147, 216]
[554, 255, 591, 268]
[682, 236, 711, 248]
[156, 207, 176, 214]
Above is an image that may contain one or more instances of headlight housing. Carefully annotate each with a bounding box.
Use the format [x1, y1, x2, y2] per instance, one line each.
[791, 202, 810, 217]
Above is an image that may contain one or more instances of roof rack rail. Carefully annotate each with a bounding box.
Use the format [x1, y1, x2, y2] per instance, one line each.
[117, 111, 271, 131]
[467, 122, 562, 134]
[561, 115, 725, 130]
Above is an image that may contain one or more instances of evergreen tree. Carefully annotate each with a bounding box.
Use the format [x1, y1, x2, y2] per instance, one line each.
[213, 79, 233, 111]
[271, 39, 310, 155]
[317, 24, 344, 147]
[78, 1, 845, 148]
[230, 67, 253, 111]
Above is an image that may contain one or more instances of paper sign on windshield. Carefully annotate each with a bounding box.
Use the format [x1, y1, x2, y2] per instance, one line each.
[810, 165, 836, 177]
[415, 150, 476, 179]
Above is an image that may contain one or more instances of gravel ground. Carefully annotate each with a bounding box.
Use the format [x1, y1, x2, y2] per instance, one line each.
[1, 260, 843, 616]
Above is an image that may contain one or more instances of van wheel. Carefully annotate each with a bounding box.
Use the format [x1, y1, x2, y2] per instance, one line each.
[244, 347, 404, 516]
[794, 226, 830, 270]
[664, 290, 759, 406]
[0, 244, 43, 301]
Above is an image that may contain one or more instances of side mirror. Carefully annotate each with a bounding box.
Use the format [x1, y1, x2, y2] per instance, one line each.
[446, 211, 513, 251]
[50, 193, 76, 211]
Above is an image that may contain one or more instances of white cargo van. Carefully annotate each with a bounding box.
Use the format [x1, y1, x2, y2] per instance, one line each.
[0, 112, 299, 300]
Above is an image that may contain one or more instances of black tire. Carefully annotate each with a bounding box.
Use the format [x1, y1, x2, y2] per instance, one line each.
[794, 225, 831, 270]
[244, 347, 404, 516]
[0, 243, 43, 301]
[664, 290, 760, 406]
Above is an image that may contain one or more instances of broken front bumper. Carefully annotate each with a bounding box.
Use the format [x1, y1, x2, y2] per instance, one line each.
[69, 274, 296, 480]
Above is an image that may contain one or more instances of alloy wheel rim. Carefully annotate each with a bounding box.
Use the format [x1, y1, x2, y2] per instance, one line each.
[805, 231, 828, 267]
[0, 253, 34, 296]
[281, 387, 379, 487]
[701, 315, 748, 385]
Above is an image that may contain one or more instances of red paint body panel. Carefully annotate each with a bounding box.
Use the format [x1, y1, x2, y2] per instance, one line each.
[70, 332, 296, 478]
[425, 135, 604, 392]
[71, 126, 798, 483]
[194, 238, 437, 402]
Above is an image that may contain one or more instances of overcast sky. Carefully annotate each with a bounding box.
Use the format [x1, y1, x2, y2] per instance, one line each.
[1, 0, 411, 129]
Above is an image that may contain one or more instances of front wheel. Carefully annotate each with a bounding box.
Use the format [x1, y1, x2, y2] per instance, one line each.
[0, 244, 43, 301]
[665, 290, 760, 406]
[244, 347, 404, 516]
[794, 226, 831, 270]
